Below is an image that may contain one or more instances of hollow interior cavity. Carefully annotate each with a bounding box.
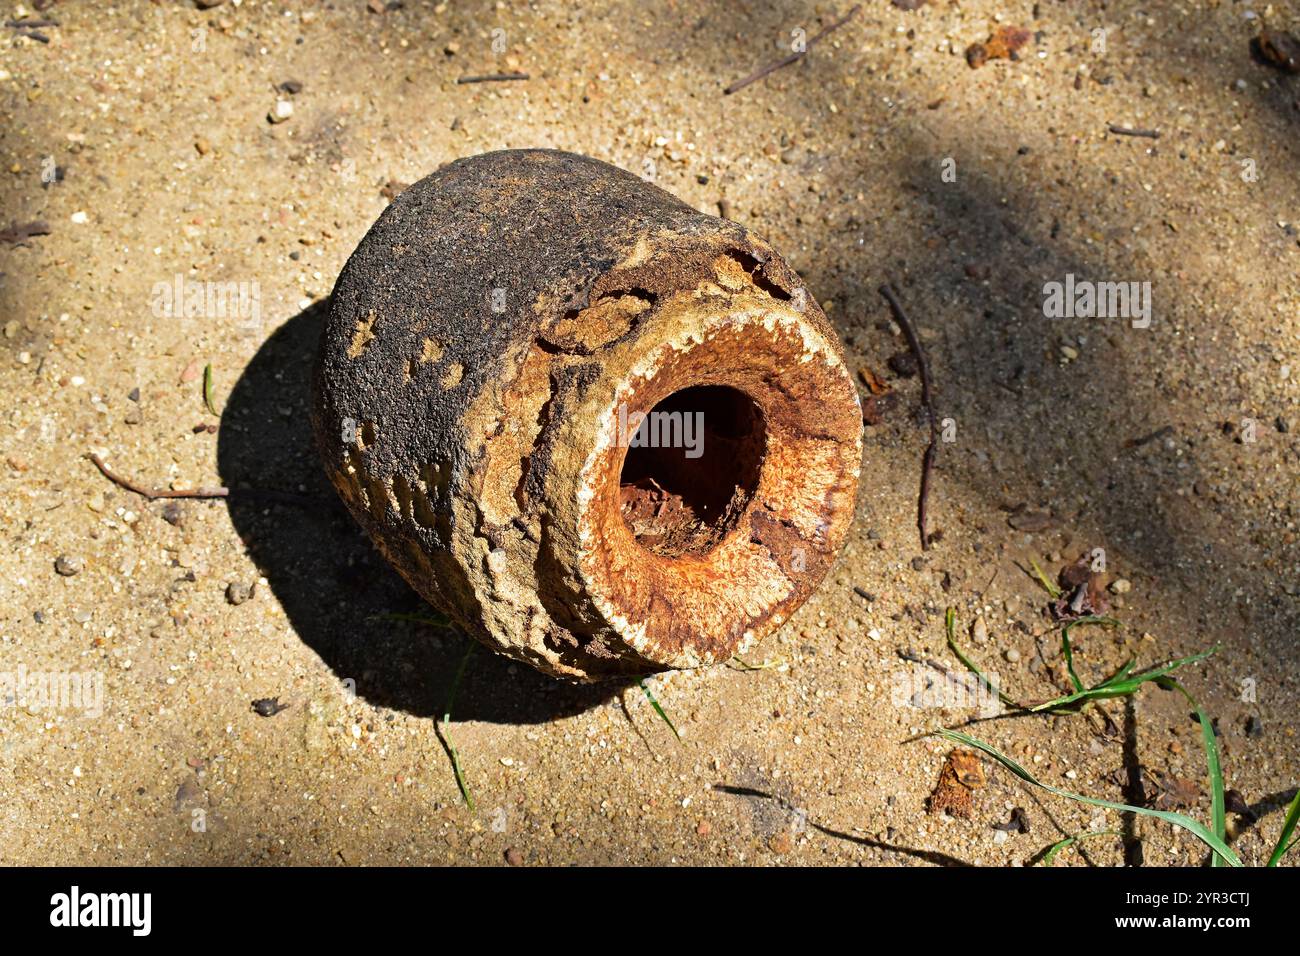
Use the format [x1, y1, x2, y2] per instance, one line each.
[618, 385, 765, 558]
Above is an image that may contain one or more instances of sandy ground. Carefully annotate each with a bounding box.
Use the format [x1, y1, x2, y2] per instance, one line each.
[1, 0, 1297, 867]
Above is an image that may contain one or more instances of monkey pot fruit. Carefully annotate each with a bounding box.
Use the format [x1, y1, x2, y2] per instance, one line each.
[312, 150, 862, 681]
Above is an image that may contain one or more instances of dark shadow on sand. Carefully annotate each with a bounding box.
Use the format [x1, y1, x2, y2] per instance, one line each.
[215, 301, 617, 724]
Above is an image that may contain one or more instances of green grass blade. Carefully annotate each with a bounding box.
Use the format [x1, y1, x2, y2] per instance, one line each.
[639, 678, 681, 741]
[1161, 678, 1226, 867]
[1267, 788, 1300, 867]
[203, 363, 219, 415]
[1058, 617, 1118, 692]
[1026, 557, 1063, 599]
[1095, 658, 1137, 689]
[936, 728, 1242, 866]
[1030, 644, 1218, 712]
[944, 608, 1015, 708]
[1038, 829, 1120, 867]
[436, 642, 475, 811]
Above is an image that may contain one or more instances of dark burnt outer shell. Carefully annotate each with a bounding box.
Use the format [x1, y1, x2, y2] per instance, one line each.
[312, 149, 862, 681]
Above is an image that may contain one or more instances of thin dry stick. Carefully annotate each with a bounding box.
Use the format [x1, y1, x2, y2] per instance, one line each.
[87, 453, 315, 506]
[1107, 124, 1160, 139]
[724, 4, 861, 95]
[878, 283, 938, 551]
[456, 72, 529, 84]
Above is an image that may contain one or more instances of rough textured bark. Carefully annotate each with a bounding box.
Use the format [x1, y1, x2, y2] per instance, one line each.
[312, 149, 862, 680]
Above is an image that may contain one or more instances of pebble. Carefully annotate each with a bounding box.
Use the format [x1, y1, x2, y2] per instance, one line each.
[54, 555, 83, 576]
[504, 846, 524, 866]
[225, 581, 254, 605]
[1004, 648, 1021, 663]
[768, 831, 793, 854]
[972, 617, 989, 645]
[251, 697, 288, 717]
[268, 100, 294, 124]
[162, 501, 185, 527]
[1109, 578, 1132, 594]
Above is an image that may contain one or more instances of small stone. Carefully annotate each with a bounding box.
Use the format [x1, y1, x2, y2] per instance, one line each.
[1004, 647, 1021, 663]
[1060, 345, 1079, 361]
[3, 320, 18, 338]
[888, 351, 919, 377]
[1245, 715, 1264, 738]
[768, 831, 793, 854]
[251, 697, 289, 717]
[124, 406, 143, 425]
[444, 41, 460, 55]
[696, 820, 712, 837]
[268, 100, 294, 124]
[225, 581, 254, 605]
[162, 501, 185, 527]
[278, 79, 303, 95]
[194, 137, 212, 156]
[54, 555, 83, 576]
[1109, 578, 1132, 594]
[504, 846, 524, 866]
[972, 617, 989, 645]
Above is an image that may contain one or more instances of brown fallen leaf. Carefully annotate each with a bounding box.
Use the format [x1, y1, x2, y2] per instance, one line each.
[861, 391, 898, 426]
[1050, 552, 1111, 621]
[1151, 772, 1200, 811]
[858, 364, 892, 395]
[928, 748, 987, 818]
[966, 25, 1032, 69]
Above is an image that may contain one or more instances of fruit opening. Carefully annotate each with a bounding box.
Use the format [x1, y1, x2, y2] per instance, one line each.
[618, 385, 765, 558]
